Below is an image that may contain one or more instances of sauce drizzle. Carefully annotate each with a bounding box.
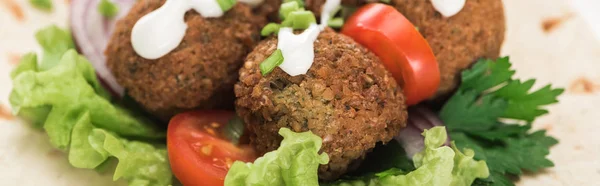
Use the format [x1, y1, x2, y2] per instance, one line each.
[276, 0, 340, 76]
[430, 0, 465, 17]
[131, 0, 224, 59]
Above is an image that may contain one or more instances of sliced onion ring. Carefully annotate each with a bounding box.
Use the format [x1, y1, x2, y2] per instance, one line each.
[395, 106, 451, 158]
[70, 0, 136, 96]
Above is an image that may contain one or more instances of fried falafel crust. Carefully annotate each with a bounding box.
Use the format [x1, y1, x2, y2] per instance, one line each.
[305, 0, 505, 98]
[235, 29, 408, 180]
[106, 0, 265, 120]
[391, 0, 506, 96]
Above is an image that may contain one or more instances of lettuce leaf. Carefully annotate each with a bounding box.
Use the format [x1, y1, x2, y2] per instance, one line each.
[224, 128, 329, 186]
[10, 49, 164, 143]
[9, 26, 171, 186]
[35, 25, 76, 71]
[328, 127, 489, 186]
[68, 111, 172, 185]
[450, 142, 489, 186]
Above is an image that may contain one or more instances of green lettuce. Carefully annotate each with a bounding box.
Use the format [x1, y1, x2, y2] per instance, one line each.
[224, 128, 329, 186]
[10, 50, 164, 144]
[9, 26, 171, 186]
[68, 111, 172, 185]
[328, 127, 489, 186]
[35, 25, 76, 71]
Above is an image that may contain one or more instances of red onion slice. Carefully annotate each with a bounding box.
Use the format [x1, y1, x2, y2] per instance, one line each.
[70, 0, 136, 96]
[395, 106, 451, 158]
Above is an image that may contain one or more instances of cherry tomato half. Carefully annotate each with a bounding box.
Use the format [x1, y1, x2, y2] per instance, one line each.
[167, 111, 256, 186]
[342, 3, 440, 105]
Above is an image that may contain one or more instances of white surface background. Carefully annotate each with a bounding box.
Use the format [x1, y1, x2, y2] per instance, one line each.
[1, 0, 599, 185]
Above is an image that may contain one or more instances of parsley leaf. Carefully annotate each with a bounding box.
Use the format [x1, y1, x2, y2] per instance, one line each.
[440, 57, 563, 186]
[460, 57, 514, 94]
[467, 124, 530, 141]
[440, 90, 507, 131]
[496, 81, 564, 121]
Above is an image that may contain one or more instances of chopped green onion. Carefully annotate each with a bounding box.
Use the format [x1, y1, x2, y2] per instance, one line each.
[380, 0, 391, 3]
[260, 49, 284, 76]
[283, 0, 305, 8]
[279, 1, 301, 19]
[281, 10, 317, 30]
[217, 0, 237, 12]
[331, 5, 342, 17]
[224, 115, 245, 145]
[98, 0, 119, 18]
[261, 23, 281, 36]
[328, 17, 344, 28]
[29, 0, 52, 11]
[262, 0, 315, 35]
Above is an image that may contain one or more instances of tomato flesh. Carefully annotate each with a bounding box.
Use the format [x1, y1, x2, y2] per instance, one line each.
[168, 111, 256, 186]
[342, 3, 440, 105]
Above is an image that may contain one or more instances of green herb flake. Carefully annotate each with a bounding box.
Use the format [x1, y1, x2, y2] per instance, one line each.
[261, 23, 281, 36]
[216, 0, 237, 12]
[98, 0, 119, 18]
[29, 0, 52, 11]
[327, 17, 344, 28]
[279, 1, 300, 19]
[259, 49, 284, 76]
[263, 0, 315, 36]
[281, 10, 317, 30]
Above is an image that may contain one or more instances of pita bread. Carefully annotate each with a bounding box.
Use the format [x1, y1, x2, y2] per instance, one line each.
[0, 0, 597, 185]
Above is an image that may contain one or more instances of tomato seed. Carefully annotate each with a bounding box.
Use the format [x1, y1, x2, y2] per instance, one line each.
[201, 144, 213, 155]
[205, 128, 216, 135]
[225, 158, 233, 168]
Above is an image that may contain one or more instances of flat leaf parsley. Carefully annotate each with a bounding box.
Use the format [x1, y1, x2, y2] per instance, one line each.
[440, 57, 563, 186]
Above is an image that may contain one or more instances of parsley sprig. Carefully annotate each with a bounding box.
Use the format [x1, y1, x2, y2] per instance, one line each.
[440, 57, 564, 186]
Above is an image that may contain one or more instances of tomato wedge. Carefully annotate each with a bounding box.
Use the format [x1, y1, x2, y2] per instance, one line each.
[341, 3, 440, 105]
[167, 111, 256, 186]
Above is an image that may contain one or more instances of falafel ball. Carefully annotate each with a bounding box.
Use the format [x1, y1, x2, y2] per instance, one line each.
[391, 0, 506, 96]
[106, 0, 266, 120]
[235, 29, 408, 180]
[305, 0, 505, 97]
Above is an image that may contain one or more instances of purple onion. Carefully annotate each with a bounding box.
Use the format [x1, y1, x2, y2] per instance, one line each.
[394, 106, 450, 158]
[70, 0, 136, 96]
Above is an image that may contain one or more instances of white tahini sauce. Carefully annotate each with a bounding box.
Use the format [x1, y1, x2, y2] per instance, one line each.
[276, 0, 340, 76]
[319, 0, 341, 29]
[131, 0, 224, 59]
[277, 24, 321, 76]
[430, 0, 465, 17]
